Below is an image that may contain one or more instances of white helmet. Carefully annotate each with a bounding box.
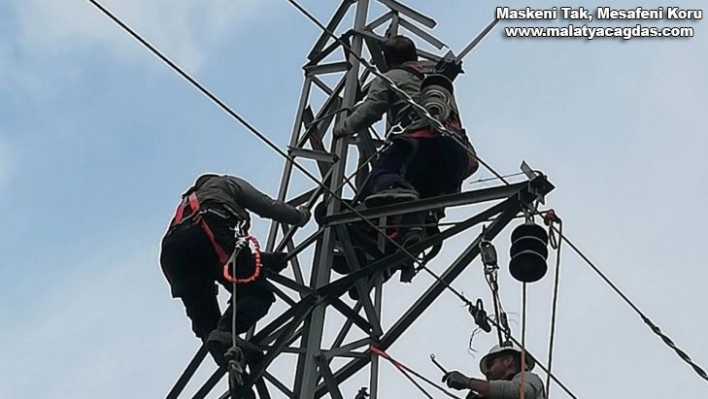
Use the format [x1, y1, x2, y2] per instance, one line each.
[479, 342, 536, 374]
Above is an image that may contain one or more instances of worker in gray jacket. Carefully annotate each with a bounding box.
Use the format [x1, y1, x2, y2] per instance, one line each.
[442, 342, 546, 399]
[159, 173, 310, 368]
[333, 35, 478, 282]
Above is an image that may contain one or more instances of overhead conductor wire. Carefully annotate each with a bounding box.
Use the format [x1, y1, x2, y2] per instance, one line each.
[86, 0, 512, 311]
[278, 0, 530, 320]
[281, 0, 708, 391]
[87, 1, 583, 397]
[548, 223, 708, 384]
[283, 0, 510, 186]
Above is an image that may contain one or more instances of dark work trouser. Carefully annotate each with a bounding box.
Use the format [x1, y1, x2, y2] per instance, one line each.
[159, 214, 275, 342]
[365, 135, 469, 233]
[365, 139, 417, 195]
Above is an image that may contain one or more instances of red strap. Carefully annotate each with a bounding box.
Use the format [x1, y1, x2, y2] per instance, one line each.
[406, 64, 425, 74]
[396, 64, 425, 77]
[199, 219, 230, 264]
[169, 191, 230, 265]
[407, 128, 436, 138]
[369, 346, 402, 368]
[171, 192, 200, 226]
[543, 209, 561, 225]
[172, 200, 187, 225]
[187, 193, 200, 213]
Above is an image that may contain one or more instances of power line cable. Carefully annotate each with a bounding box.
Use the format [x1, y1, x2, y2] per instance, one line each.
[283, 0, 510, 185]
[86, 0, 484, 293]
[286, 0, 708, 392]
[550, 224, 708, 385]
[86, 1, 535, 329]
[86, 2, 587, 397]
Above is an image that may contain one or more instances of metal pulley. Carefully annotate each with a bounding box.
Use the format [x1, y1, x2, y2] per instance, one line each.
[509, 221, 549, 283]
[479, 240, 497, 267]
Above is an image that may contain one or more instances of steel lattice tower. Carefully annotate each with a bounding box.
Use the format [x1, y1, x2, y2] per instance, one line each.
[164, 1, 554, 398]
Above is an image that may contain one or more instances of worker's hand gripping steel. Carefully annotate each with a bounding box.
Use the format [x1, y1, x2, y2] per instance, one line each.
[296, 203, 311, 227]
[442, 371, 473, 391]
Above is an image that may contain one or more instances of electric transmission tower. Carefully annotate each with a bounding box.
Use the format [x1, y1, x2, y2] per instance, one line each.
[164, 1, 554, 398]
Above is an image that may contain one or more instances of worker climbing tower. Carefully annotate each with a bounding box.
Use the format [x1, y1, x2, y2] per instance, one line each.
[163, 1, 555, 398]
[85, 0, 708, 397]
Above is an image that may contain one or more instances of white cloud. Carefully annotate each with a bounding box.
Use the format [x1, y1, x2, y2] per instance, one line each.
[1, 0, 268, 92]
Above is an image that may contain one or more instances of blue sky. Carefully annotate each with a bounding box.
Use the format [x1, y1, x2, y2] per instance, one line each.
[1, 0, 706, 398]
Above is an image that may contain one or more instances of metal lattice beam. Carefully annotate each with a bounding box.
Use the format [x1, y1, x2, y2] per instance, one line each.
[162, 2, 553, 399]
[164, 179, 554, 398]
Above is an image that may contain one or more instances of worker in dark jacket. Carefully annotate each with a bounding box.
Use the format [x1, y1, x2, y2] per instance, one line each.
[333, 35, 478, 282]
[442, 342, 546, 399]
[159, 173, 310, 368]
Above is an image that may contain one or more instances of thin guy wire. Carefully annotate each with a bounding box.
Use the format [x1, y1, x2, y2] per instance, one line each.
[469, 172, 527, 186]
[376, 350, 462, 399]
[545, 221, 564, 398]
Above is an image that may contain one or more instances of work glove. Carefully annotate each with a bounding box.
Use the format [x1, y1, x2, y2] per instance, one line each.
[333, 121, 352, 139]
[295, 205, 311, 227]
[442, 370, 472, 390]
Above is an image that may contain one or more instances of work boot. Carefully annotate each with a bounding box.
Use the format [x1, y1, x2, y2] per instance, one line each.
[229, 340, 263, 399]
[260, 251, 289, 273]
[235, 336, 265, 365]
[229, 369, 257, 399]
[206, 331, 262, 365]
[332, 245, 371, 275]
[206, 330, 235, 368]
[399, 227, 425, 283]
[211, 331, 265, 364]
[231, 385, 256, 399]
[364, 187, 419, 208]
[347, 269, 396, 301]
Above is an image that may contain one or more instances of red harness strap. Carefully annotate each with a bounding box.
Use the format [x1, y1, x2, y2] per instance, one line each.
[171, 192, 230, 265]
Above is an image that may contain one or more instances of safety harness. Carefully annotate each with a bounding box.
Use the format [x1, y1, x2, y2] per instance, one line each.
[169, 191, 262, 283]
[389, 64, 464, 139]
[387, 64, 477, 182]
[170, 192, 231, 264]
[170, 189, 264, 394]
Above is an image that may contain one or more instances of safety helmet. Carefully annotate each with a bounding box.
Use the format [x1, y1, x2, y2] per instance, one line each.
[479, 342, 536, 374]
